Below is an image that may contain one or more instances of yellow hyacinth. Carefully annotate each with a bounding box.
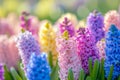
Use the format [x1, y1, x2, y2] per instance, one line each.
[39, 21, 58, 66]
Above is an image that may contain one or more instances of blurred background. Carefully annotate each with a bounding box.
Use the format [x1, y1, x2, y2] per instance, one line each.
[0, 0, 120, 23]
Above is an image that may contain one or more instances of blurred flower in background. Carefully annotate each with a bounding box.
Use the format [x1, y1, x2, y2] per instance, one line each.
[0, 0, 120, 22]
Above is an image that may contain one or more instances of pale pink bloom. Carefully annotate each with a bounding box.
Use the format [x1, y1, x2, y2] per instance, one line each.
[56, 36, 81, 80]
[0, 19, 14, 36]
[0, 35, 20, 68]
[96, 39, 106, 60]
[104, 10, 120, 31]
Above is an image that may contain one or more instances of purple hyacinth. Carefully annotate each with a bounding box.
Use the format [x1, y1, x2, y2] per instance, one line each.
[0, 64, 4, 80]
[76, 28, 100, 73]
[87, 10, 105, 43]
[15, 31, 40, 70]
[59, 17, 75, 37]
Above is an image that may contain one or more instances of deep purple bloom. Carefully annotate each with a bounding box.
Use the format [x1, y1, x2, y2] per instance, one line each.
[76, 28, 100, 73]
[87, 10, 105, 43]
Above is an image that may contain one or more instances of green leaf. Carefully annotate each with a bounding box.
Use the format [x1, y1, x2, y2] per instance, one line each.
[10, 67, 22, 80]
[78, 69, 85, 80]
[91, 59, 100, 80]
[118, 76, 120, 80]
[86, 76, 91, 80]
[88, 58, 93, 76]
[107, 65, 114, 80]
[68, 69, 74, 80]
[97, 59, 104, 80]
[48, 51, 53, 69]
[17, 62, 27, 80]
[98, 59, 105, 80]
[4, 65, 13, 80]
[50, 61, 59, 80]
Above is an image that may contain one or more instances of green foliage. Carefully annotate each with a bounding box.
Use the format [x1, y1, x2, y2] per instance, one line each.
[17, 62, 27, 80]
[51, 61, 59, 80]
[10, 67, 22, 80]
[88, 58, 93, 76]
[4, 65, 13, 80]
[107, 65, 114, 80]
[78, 69, 85, 80]
[68, 69, 74, 80]
[3, 58, 119, 80]
[48, 51, 53, 69]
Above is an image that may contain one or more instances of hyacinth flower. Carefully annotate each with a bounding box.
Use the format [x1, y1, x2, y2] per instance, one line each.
[56, 31, 81, 80]
[20, 11, 31, 30]
[0, 19, 14, 36]
[76, 28, 99, 73]
[26, 53, 51, 80]
[59, 17, 75, 37]
[20, 12, 38, 33]
[0, 64, 4, 80]
[15, 31, 40, 70]
[87, 10, 105, 43]
[104, 25, 120, 79]
[0, 35, 20, 68]
[104, 10, 120, 31]
[96, 39, 106, 60]
[39, 21, 58, 66]
[57, 13, 78, 28]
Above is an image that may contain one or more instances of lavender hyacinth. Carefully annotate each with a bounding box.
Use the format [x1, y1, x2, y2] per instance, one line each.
[0, 64, 4, 80]
[87, 10, 105, 43]
[16, 31, 40, 70]
[59, 17, 75, 37]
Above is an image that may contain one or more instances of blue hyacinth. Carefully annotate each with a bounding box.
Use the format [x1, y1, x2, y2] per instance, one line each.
[16, 31, 40, 70]
[104, 24, 120, 79]
[26, 53, 51, 80]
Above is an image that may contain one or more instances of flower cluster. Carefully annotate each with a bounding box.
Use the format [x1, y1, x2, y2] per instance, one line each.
[20, 11, 31, 30]
[39, 22, 58, 65]
[104, 10, 120, 31]
[26, 53, 51, 80]
[57, 13, 78, 28]
[0, 64, 4, 80]
[16, 31, 40, 70]
[59, 17, 75, 37]
[87, 10, 105, 43]
[104, 25, 120, 79]
[0, 19, 14, 36]
[56, 31, 81, 80]
[96, 39, 106, 60]
[76, 28, 99, 73]
[0, 35, 19, 68]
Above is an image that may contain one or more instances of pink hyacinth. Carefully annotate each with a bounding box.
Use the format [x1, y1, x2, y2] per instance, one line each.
[0, 19, 14, 36]
[56, 33, 81, 80]
[104, 10, 120, 31]
[76, 28, 99, 73]
[96, 39, 106, 60]
[0, 35, 20, 68]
